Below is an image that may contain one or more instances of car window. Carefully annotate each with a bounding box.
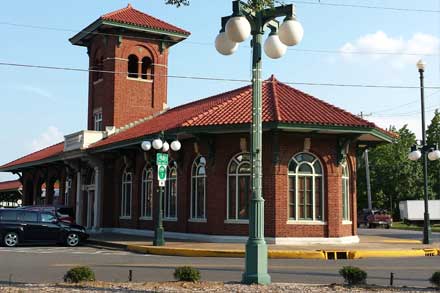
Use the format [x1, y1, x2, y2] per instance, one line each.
[1, 211, 18, 221]
[40, 213, 56, 223]
[22, 211, 38, 222]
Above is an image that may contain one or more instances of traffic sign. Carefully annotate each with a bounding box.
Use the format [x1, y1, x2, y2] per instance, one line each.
[156, 153, 169, 166]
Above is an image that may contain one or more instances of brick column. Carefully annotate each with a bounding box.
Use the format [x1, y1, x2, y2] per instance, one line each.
[326, 169, 342, 238]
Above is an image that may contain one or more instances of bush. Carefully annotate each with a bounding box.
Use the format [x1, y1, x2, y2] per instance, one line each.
[173, 266, 201, 282]
[430, 271, 440, 288]
[63, 266, 96, 283]
[339, 266, 367, 286]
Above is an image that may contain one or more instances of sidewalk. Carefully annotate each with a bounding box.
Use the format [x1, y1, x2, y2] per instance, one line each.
[87, 231, 440, 260]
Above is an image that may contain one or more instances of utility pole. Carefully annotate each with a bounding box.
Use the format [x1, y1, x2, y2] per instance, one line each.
[359, 112, 373, 210]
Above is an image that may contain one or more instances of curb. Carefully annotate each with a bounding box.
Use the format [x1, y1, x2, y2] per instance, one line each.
[87, 240, 440, 260]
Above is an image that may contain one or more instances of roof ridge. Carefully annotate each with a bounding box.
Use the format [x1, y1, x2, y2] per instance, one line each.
[268, 77, 281, 121]
[182, 87, 253, 127]
[101, 4, 132, 18]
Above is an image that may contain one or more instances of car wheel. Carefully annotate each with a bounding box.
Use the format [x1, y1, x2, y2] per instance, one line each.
[66, 232, 80, 247]
[4, 232, 19, 247]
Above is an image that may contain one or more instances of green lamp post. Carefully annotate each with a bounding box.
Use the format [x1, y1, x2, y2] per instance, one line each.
[215, 0, 304, 285]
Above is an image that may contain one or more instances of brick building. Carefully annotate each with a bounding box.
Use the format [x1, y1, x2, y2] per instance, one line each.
[0, 5, 394, 244]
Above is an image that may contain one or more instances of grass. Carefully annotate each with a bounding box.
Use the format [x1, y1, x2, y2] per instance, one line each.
[391, 221, 440, 233]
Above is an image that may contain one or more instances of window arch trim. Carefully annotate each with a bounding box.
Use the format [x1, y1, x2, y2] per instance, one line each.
[190, 156, 207, 222]
[287, 152, 325, 223]
[120, 168, 133, 219]
[225, 152, 251, 224]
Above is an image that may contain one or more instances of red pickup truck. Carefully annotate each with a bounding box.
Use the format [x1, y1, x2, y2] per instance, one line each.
[358, 209, 393, 229]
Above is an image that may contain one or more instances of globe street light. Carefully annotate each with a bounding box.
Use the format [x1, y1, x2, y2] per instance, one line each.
[141, 137, 181, 246]
[216, 1, 303, 285]
[408, 60, 440, 244]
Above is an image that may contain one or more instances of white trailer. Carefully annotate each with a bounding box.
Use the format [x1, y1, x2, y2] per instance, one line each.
[399, 200, 440, 224]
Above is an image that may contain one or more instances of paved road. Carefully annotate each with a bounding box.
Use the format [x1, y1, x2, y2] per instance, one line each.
[0, 245, 438, 287]
[358, 228, 440, 242]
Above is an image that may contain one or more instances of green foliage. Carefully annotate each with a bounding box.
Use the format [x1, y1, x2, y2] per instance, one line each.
[63, 266, 96, 283]
[173, 266, 201, 282]
[427, 109, 440, 200]
[339, 266, 367, 286]
[430, 271, 440, 287]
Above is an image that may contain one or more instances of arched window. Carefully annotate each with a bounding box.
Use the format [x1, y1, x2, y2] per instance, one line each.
[121, 169, 132, 218]
[191, 156, 207, 220]
[141, 166, 153, 219]
[128, 55, 139, 78]
[164, 162, 177, 220]
[342, 163, 350, 221]
[288, 153, 324, 221]
[141, 57, 153, 80]
[227, 153, 251, 221]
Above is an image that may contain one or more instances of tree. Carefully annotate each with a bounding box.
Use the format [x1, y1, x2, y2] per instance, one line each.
[427, 109, 440, 199]
[357, 125, 423, 216]
[165, 0, 275, 11]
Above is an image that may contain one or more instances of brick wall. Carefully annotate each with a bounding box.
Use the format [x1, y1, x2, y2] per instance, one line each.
[101, 131, 356, 239]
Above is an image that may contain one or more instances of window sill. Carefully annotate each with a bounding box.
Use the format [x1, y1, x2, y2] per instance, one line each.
[188, 218, 207, 223]
[119, 216, 131, 220]
[286, 220, 327, 225]
[164, 218, 177, 222]
[126, 77, 153, 83]
[93, 78, 104, 85]
[139, 217, 152, 221]
[224, 219, 249, 224]
[342, 220, 352, 225]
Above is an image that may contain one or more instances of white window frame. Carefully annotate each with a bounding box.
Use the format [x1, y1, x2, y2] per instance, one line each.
[120, 169, 132, 219]
[164, 163, 178, 221]
[140, 166, 153, 220]
[287, 152, 325, 222]
[342, 162, 350, 222]
[225, 152, 251, 224]
[93, 110, 103, 131]
[190, 156, 207, 222]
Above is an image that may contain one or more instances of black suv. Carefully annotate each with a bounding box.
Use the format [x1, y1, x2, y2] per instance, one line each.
[0, 209, 88, 247]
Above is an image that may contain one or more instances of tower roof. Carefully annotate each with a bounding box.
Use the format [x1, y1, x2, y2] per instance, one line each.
[70, 4, 190, 46]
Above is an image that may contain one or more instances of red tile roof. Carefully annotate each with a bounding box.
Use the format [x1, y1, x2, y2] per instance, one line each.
[0, 180, 21, 192]
[0, 143, 64, 171]
[91, 76, 389, 150]
[101, 4, 190, 36]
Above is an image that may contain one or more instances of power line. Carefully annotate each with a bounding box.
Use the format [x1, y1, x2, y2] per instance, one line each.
[371, 89, 440, 114]
[1, 61, 440, 90]
[0, 20, 439, 57]
[292, 1, 440, 13]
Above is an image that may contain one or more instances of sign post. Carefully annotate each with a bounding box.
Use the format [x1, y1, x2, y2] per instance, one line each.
[154, 153, 168, 246]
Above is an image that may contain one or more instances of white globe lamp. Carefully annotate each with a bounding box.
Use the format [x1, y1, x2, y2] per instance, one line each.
[428, 149, 440, 161]
[408, 150, 422, 161]
[215, 32, 238, 56]
[417, 59, 426, 71]
[152, 139, 163, 150]
[279, 17, 304, 46]
[226, 16, 251, 43]
[141, 141, 151, 151]
[171, 140, 181, 152]
[162, 141, 170, 152]
[264, 34, 287, 59]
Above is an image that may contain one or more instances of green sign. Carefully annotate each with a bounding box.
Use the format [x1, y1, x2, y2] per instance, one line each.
[156, 153, 169, 166]
[158, 165, 167, 181]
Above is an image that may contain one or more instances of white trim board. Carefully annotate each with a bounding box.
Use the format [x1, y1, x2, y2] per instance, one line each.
[97, 228, 360, 245]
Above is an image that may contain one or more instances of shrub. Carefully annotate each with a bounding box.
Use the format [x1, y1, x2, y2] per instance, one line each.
[430, 271, 440, 288]
[339, 266, 367, 286]
[174, 266, 201, 282]
[63, 266, 96, 283]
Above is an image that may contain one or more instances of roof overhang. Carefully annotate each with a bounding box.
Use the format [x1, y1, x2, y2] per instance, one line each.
[89, 122, 395, 154]
[69, 19, 189, 47]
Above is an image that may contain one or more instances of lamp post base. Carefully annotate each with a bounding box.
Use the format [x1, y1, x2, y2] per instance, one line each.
[153, 227, 165, 246]
[242, 239, 271, 285]
[423, 212, 432, 245]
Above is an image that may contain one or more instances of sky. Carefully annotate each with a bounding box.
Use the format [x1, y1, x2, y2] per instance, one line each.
[1, 0, 440, 182]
